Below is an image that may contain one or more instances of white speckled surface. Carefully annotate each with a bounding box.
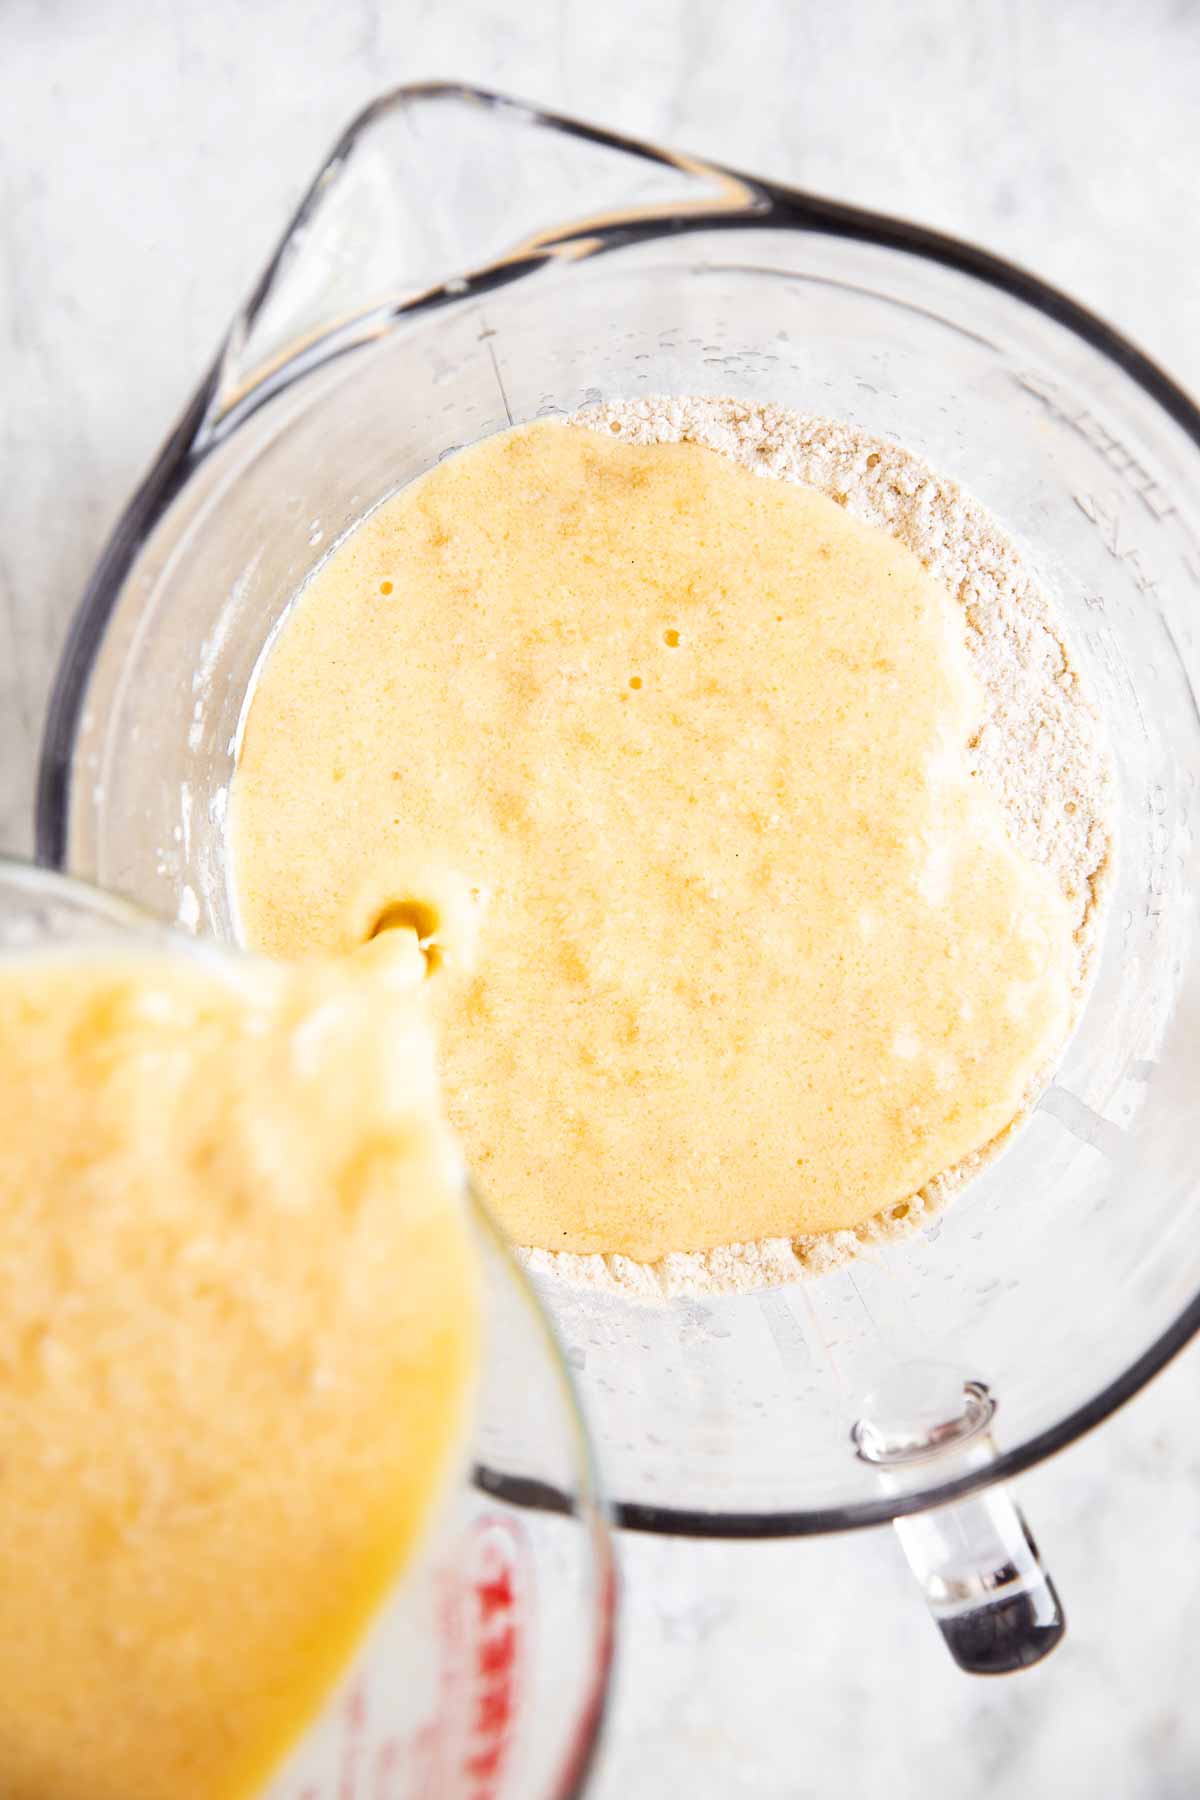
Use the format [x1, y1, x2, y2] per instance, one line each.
[3, 4, 1200, 1795]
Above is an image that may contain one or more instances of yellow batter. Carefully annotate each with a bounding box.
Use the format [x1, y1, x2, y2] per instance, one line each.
[233, 421, 1076, 1259]
[0, 946, 478, 1800]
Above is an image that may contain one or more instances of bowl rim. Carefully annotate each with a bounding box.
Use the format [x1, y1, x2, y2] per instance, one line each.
[34, 81, 1200, 1542]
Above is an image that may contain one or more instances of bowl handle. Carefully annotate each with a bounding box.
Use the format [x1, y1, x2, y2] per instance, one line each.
[892, 1483, 1065, 1674]
[854, 1374, 1066, 1673]
[199, 82, 763, 447]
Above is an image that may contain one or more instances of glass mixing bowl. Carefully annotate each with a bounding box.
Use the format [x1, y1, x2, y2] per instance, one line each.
[37, 84, 1200, 1669]
[0, 857, 615, 1796]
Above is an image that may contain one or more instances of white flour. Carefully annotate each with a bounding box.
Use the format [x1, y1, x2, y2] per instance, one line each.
[516, 397, 1112, 1298]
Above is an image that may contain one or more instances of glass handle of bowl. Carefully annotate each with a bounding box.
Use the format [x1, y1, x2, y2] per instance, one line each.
[892, 1484, 1065, 1675]
[854, 1373, 1065, 1674]
[201, 83, 763, 445]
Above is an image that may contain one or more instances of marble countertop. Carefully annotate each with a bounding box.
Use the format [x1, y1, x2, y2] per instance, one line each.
[4, 3, 1199, 1795]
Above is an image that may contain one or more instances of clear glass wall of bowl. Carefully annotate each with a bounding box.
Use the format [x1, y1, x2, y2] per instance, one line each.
[39, 88, 1200, 1546]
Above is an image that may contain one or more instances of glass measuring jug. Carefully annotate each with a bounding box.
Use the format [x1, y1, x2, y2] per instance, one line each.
[0, 857, 615, 1796]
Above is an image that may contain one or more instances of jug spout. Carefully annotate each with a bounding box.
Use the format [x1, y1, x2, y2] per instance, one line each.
[201, 83, 762, 447]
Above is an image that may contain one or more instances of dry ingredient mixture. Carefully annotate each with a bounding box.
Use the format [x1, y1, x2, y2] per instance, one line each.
[231, 399, 1112, 1296]
[0, 946, 479, 1799]
[523, 396, 1113, 1294]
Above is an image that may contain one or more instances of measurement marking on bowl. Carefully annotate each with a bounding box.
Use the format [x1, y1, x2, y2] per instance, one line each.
[758, 1290, 815, 1378]
[1037, 1083, 1125, 1160]
[1073, 490, 1161, 599]
[1014, 370, 1180, 523]
[1161, 616, 1200, 733]
[481, 331, 514, 428]
[1090, 622, 1149, 743]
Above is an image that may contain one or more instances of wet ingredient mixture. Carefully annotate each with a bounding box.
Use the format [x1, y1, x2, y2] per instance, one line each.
[231, 414, 1107, 1277]
[0, 947, 478, 1800]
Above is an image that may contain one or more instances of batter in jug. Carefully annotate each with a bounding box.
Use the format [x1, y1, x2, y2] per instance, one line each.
[231, 403, 1111, 1288]
[0, 944, 478, 1798]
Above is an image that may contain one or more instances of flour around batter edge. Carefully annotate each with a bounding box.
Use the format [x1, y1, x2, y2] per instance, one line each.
[515, 395, 1114, 1299]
